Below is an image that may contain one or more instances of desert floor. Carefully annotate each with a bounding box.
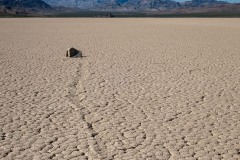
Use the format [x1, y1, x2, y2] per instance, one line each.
[0, 18, 240, 160]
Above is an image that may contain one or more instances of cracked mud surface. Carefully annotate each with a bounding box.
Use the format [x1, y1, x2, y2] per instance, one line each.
[0, 18, 240, 160]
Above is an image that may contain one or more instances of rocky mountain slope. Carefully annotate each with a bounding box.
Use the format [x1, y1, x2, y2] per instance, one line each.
[183, 0, 229, 7]
[0, 0, 52, 9]
[0, 0, 52, 16]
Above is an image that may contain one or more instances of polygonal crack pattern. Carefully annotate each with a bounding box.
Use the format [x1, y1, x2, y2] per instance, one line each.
[0, 19, 240, 160]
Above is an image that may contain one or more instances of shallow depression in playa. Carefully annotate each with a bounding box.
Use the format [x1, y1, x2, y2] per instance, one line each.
[0, 18, 240, 160]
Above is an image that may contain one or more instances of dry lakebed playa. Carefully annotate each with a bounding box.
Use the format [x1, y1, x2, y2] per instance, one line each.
[0, 18, 240, 160]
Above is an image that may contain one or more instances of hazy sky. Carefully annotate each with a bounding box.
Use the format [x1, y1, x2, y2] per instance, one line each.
[175, 0, 240, 2]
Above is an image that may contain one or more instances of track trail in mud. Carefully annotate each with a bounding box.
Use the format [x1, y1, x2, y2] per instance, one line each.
[66, 59, 109, 159]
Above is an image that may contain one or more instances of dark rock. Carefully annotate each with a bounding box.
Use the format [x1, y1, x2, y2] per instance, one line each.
[66, 47, 82, 57]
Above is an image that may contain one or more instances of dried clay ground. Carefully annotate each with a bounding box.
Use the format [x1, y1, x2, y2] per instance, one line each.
[0, 18, 240, 160]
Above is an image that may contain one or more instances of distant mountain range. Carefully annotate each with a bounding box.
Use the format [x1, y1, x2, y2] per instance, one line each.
[0, 0, 235, 11]
[0, 0, 240, 16]
[42, 0, 230, 11]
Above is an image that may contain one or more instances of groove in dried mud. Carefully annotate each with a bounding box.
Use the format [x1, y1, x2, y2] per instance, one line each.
[66, 59, 107, 160]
